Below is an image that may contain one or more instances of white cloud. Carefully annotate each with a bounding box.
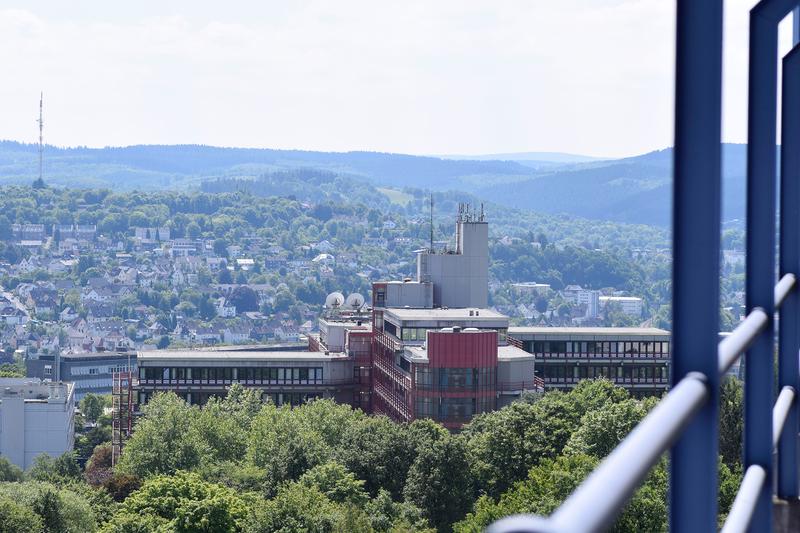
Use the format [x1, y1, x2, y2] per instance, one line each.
[0, 1, 792, 158]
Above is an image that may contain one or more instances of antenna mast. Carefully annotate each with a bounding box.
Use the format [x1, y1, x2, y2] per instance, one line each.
[37, 92, 44, 182]
[429, 194, 434, 252]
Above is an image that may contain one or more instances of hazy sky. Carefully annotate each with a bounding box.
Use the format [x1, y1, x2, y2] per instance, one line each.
[0, 1, 795, 158]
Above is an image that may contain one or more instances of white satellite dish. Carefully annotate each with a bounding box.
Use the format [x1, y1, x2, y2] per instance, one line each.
[345, 292, 365, 309]
[325, 292, 345, 308]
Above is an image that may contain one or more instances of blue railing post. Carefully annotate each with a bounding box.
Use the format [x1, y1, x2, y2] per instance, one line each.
[778, 41, 800, 500]
[745, 2, 786, 529]
[670, 1, 723, 531]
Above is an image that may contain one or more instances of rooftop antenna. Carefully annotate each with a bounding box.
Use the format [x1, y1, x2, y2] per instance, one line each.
[37, 92, 44, 182]
[480, 202, 485, 222]
[430, 194, 434, 252]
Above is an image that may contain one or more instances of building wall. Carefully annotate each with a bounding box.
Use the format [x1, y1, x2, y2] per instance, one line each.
[411, 330, 498, 429]
[417, 221, 488, 309]
[0, 382, 75, 469]
[27, 354, 137, 399]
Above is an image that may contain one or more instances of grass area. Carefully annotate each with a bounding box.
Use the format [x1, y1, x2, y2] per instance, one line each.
[377, 187, 413, 206]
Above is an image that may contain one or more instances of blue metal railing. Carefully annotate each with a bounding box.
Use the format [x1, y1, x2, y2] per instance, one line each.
[487, 2, 800, 532]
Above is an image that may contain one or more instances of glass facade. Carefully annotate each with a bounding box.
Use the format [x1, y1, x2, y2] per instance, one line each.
[413, 396, 495, 422]
[399, 326, 507, 344]
[414, 367, 495, 391]
[527, 340, 669, 357]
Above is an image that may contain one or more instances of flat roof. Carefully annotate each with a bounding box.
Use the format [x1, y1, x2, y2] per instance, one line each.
[509, 327, 670, 339]
[385, 307, 507, 321]
[138, 349, 348, 363]
[498, 344, 536, 361]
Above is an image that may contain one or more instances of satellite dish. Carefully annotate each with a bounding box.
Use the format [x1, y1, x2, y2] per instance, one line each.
[325, 292, 345, 308]
[345, 293, 365, 309]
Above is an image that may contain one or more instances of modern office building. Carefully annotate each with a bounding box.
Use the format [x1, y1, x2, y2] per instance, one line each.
[508, 327, 671, 397]
[371, 206, 536, 427]
[135, 344, 345, 407]
[26, 352, 137, 399]
[0, 378, 75, 469]
[131, 207, 537, 429]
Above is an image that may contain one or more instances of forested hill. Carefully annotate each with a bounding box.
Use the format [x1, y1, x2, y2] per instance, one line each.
[0, 141, 539, 191]
[0, 141, 749, 226]
[474, 144, 748, 226]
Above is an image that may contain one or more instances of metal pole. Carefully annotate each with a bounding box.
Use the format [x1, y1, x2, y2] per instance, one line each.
[670, 1, 723, 530]
[778, 42, 800, 499]
[795, 7, 800, 43]
[745, 5, 780, 530]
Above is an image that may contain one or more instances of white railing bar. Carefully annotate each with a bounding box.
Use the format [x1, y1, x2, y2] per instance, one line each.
[773, 386, 796, 449]
[720, 465, 768, 533]
[718, 308, 769, 375]
[775, 273, 797, 308]
[546, 373, 708, 532]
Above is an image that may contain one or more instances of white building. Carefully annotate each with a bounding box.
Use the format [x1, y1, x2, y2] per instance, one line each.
[0, 378, 75, 469]
[599, 296, 644, 317]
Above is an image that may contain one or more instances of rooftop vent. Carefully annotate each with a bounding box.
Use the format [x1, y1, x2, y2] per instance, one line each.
[453, 326, 462, 333]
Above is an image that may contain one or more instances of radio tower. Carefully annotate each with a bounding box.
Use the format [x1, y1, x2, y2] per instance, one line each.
[37, 92, 44, 183]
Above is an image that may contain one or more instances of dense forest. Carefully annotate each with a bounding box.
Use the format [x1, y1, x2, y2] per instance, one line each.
[0, 378, 745, 532]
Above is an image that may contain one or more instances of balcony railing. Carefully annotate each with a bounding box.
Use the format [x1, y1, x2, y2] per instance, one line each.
[488, 2, 800, 532]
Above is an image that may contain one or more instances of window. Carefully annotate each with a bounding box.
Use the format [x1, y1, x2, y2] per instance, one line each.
[88, 368, 98, 375]
[44, 365, 52, 376]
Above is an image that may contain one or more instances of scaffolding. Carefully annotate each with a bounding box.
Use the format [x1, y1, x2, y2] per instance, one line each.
[111, 371, 137, 466]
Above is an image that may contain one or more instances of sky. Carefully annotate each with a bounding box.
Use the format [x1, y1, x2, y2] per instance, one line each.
[0, 1, 795, 159]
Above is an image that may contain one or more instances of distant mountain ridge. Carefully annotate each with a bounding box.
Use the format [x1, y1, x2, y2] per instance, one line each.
[0, 140, 749, 226]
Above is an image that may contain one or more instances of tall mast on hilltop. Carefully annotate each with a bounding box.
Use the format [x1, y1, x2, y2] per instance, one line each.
[429, 194, 434, 252]
[37, 92, 44, 182]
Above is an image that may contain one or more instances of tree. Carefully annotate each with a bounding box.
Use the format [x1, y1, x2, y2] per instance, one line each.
[80, 393, 107, 423]
[157, 335, 170, 349]
[186, 221, 201, 239]
[0, 496, 44, 533]
[228, 286, 258, 313]
[563, 398, 651, 458]
[0, 455, 23, 482]
[299, 462, 368, 506]
[719, 375, 743, 468]
[336, 415, 416, 499]
[534, 296, 548, 314]
[101, 471, 248, 533]
[0, 481, 96, 533]
[403, 435, 475, 531]
[116, 393, 203, 478]
[218, 268, 233, 284]
[246, 482, 369, 533]
[213, 238, 229, 258]
[27, 452, 82, 484]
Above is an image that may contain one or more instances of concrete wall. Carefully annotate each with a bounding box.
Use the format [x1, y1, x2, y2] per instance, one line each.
[417, 221, 488, 309]
[0, 383, 74, 469]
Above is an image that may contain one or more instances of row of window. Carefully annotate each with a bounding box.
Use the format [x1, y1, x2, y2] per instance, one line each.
[139, 391, 322, 407]
[69, 365, 134, 376]
[399, 327, 508, 343]
[526, 340, 670, 357]
[540, 363, 669, 381]
[414, 367, 496, 391]
[139, 366, 324, 384]
[414, 396, 495, 421]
